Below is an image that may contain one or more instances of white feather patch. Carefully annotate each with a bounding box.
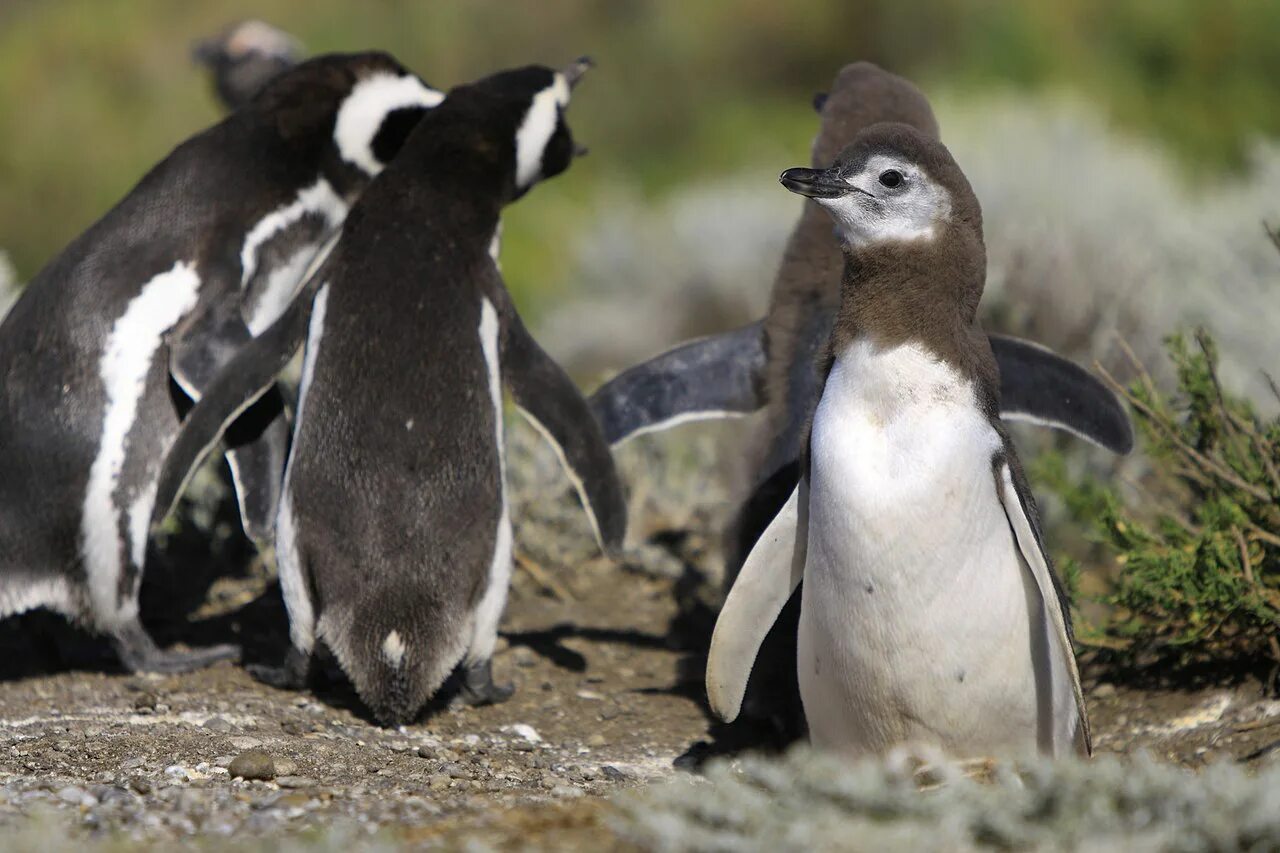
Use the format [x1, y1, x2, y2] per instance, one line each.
[82, 262, 202, 627]
[513, 74, 569, 189]
[381, 630, 406, 667]
[239, 178, 346, 290]
[275, 283, 330, 654]
[467, 297, 514, 664]
[334, 73, 443, 176]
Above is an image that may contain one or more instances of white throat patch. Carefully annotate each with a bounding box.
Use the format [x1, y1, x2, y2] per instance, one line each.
[334, 73, 443, 176]
[514, 74, 570, 190]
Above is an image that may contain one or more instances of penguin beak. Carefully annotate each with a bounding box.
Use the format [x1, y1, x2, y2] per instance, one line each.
[563, 56, 594, 90]
[779, 167, 853, 200]
[192, 37, 222, 66]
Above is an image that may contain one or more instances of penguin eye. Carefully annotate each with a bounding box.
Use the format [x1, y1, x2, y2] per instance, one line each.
[878, 169, 905, 188]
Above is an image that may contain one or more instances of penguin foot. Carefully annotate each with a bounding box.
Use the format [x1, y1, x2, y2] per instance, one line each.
[113, 622, 240, 674]
[247, 646, 311, 689]
[459, 660, 514, 706]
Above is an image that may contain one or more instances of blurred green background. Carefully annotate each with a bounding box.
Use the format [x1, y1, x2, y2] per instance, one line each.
[2, 0, 1279, 311]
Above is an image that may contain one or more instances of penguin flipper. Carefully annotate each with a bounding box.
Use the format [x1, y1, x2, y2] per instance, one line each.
[587, 320, 767, 446]
[994, 456, 1092, 757]
[169, 303, 290, 544]
[706, 482, 807, 723]
[990, 334, 1133, 454]
[151, 280, 320, 532]
[498, 296, 628, 553]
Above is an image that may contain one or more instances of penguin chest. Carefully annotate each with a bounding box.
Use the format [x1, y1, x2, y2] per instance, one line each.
[799, 341, 1040, 757]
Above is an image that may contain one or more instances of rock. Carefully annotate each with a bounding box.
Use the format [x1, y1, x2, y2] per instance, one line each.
[276, 776, 316, 789]
[202, 716, 235, 733]
[505, 723, 542, 743]
[273, 756, 298, 776]
[552, 784, 584, 798]
[213, 755, 235, 768]
[132, 693, 158, 712]
[57, 786, 93, 806]
[228, 751, 277, 781]
[601, 765, 629, 781]
[428, 774, 451, 791]
[416, 745, 435, 759]
[121, 756, 146, 771]
[128, 776, 152, 795]
[1093, 683, 1117, 699]
[442, 763, 468, 780]
[228, 736, 264, 751]
[587, 734, 608, 748]
[513, 647, 537, 668]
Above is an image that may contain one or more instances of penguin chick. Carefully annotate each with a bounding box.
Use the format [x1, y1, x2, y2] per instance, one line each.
[149, 59, 627, 725]
[193, 20, 302, 111]
[707, 123, 1091, 759]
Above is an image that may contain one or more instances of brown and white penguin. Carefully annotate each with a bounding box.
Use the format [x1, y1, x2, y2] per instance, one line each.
[707, 122, 1090, 759]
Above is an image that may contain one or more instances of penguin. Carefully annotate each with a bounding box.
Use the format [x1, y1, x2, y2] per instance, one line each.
[588, 63, 1127, 742]
[586, 62, 1132, 454]
[148, 59, 628, 725]
[0, 52, 443, 673]
[706, 123, 1090, 758]
[193, 20, 302, 111]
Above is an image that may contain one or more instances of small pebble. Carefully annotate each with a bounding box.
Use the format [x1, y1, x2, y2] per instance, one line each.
[601, 765, 628, 781]
[276, 775, 316, 789]
[133, 693, 158, 712]
[228, 736, 263, 751]
[1093, 683, 1117, 699]
[202, 716, 235, 733]
[587, 734, 608, 748]
[229, 751, 277, 781]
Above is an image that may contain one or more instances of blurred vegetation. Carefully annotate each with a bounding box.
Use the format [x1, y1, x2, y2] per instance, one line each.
[1, 0, 1279, 311]
[1036, 325, 1280, 666]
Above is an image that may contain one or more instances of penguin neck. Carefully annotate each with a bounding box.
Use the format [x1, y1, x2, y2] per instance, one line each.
[828, 231, 987, 377]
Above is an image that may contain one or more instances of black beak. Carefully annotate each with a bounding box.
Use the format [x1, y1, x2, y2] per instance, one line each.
[563, 56, 593, 90]
[779, 167, 850, 199]
[192, 37, 222, 66]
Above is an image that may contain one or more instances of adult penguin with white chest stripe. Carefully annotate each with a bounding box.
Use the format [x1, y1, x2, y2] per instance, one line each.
[707, 123, 1090, 758]
[150, 59, 627, 724]
[0, 52, 442, 673]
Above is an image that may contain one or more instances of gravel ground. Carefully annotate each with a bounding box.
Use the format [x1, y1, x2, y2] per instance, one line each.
[0, 421, 1277, 848]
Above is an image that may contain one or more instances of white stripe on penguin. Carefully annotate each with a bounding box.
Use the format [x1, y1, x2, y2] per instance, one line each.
[334, 73, 443, 177]
[82, 261, 202, 626]
[239, 178, 347, 291]
[466, 296, 514, 664]
[513, 74, 569, 190]
[275, 283, 330, 654]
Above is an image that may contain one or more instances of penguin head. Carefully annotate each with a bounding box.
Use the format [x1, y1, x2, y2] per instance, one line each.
[427, 58, 592, 203]
[193, 20, 302, 110]
[249, 52, 443, 195]
[781, 122, 981, 251]
[809, 62, 940, 169]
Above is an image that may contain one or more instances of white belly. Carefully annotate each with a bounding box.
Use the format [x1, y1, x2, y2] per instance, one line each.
[798, 339, 1043, 759]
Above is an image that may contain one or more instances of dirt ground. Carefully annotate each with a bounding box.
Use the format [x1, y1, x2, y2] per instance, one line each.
[0, 428, 1278, 848]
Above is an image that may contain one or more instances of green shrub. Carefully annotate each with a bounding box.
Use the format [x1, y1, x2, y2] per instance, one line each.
[1037, 327, 1280, 665]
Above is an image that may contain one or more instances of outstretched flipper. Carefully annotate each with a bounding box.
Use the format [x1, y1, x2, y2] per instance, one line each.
[499, 293, 628, 553]
[151, 279, 322, 532]
[587, 321, 767, 446]
[990, 334, 1133, 454]
[169, 301, 290, 544]
[994, 452, 1092, 757]
[706, 483, 807, 723]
